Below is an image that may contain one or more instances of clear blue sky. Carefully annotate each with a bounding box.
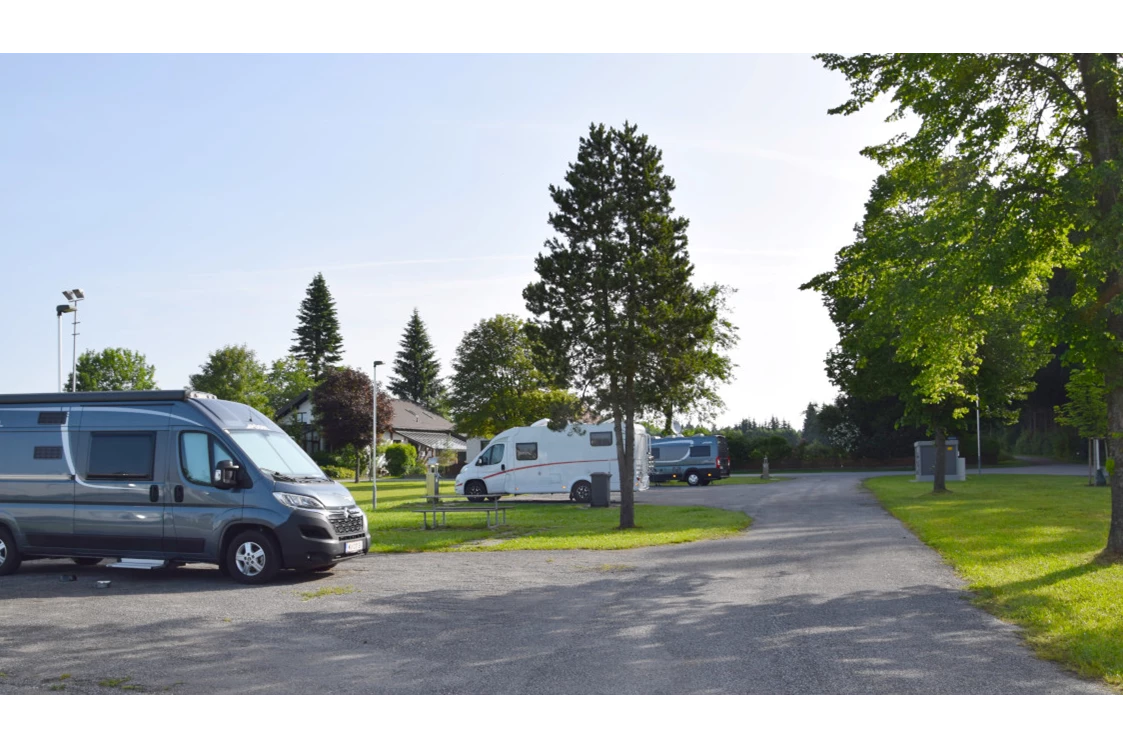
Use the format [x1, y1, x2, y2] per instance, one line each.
[0, 54, 898, 427]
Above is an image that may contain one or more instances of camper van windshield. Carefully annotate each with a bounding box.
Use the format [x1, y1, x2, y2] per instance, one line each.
[229, 430, 327, 480]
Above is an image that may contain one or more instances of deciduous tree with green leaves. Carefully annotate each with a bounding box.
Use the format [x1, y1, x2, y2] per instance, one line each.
[816, 53, 1123, 550]
[67, 347, 156, 392]
[448, 314, 580, 436]
[188, 344, 271, 415]
[524, 121, 732, 529]
[266, 355, 317, 415]
[388, 308, 447, 414]
[290, 272, 344, 381]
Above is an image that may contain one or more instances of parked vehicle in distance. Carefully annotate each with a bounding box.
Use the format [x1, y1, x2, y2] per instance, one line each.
[649, 434, 731, 486]
[0, 390, 369, 584]
[454, 420, 651, 502]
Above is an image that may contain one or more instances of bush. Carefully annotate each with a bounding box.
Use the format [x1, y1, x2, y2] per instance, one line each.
[383, 443, 417, 478]
[958, 435, 1002, 466]
[320, 464, 355, 481]
[804, 441, 833, 462]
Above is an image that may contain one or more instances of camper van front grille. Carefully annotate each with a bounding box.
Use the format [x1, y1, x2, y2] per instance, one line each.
[328, 510, 364, 537]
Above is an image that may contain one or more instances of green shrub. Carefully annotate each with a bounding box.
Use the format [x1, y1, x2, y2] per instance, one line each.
[383, 443, 417, 478]
[320, 465, 355, 481]
[1108, 458, 1115, 476]
[958, 435, 1002, 465]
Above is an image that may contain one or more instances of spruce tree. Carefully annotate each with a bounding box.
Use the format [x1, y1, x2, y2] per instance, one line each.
[290, 273, 344, 381]
[388, 308, 446, 412]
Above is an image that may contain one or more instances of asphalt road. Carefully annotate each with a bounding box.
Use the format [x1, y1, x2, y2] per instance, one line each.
[0, 470, 1109, 694]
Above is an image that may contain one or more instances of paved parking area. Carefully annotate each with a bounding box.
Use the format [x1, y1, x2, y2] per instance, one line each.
[0, 472, 1108, 694]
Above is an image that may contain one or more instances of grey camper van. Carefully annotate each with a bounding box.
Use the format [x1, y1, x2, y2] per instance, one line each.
[649, 434, 731, 486]
[0, 390, 369, 584]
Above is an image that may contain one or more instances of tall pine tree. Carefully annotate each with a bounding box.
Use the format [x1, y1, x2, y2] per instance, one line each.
[290, 273, 344, 381]
[388, 308, 446, 413]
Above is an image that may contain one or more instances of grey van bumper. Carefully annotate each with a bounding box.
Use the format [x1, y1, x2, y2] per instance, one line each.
[273, 512, 370, 570]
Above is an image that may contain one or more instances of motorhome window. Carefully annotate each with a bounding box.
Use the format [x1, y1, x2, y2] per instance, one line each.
[87, 432, 155, 481]
[590, 431, 613, 447]
[180, 432, 237, 485]
[657, 444, 690, 462]
[690, 445, 712, 458]
[229, 430, 326, 479]
[516, 442, 538, 461]
[651, 447, 661, 459]
[478, 443, 505, 466]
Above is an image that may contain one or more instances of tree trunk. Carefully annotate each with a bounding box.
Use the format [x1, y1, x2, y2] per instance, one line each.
[1089, 437, 1095, 487]
[933, 425, 948, 493]
[620, 410, 636, 529]
[1106, 387, 1123, 554]
[663, 406, 673, 436]
[355, 450, 360, 483]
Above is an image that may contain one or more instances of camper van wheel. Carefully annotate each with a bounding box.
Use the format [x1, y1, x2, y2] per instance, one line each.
[571, 480, 592, 503]
[0, 526, 21, 576]
[72, 557, 102, 566]
[465, 481, 488, 502]
[226, 529, 281, 584]
[685, 471, 701, 487]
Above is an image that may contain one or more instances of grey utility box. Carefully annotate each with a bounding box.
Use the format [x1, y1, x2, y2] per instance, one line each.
[590, 472, 611, 507]
[914, 439, 966, 482]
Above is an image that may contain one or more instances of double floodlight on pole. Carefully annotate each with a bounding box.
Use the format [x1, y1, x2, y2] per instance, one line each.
[61, 289, 85, 392]
[372, 360, 385, 511]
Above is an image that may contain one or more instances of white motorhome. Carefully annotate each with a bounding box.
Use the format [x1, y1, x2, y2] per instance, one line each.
[454, 420, 651, 501]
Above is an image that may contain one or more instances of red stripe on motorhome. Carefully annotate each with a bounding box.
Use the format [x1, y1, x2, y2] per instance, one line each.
[482, 458, 617, 481]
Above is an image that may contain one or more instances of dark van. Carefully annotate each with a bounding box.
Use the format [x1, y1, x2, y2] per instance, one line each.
[649, 434, 731, 486]
[0, 390, 369, 584]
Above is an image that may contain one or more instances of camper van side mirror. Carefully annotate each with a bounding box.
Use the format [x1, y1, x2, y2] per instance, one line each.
[213, 460, 241, 489]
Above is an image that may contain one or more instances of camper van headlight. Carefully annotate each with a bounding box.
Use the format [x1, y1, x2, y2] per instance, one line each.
[274, 492, 326, 510]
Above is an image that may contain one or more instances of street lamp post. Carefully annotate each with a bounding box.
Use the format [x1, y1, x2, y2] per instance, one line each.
[56, 304, 76, 392]
[60, 289, 84, 391]
[372, 359, 384, 511]
[976, 391, 982, 477]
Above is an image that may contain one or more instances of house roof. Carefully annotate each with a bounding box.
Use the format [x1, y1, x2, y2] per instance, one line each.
[275, 389, 312, 420]
[394, 429, 467, 452]
[389, 399, 455, 433]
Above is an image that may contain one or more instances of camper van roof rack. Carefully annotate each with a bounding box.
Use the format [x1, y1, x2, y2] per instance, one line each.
[0, 390, 211, 405]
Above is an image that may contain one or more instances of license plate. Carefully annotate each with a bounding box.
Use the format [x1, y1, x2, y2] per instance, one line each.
[345, 540, 363, 554]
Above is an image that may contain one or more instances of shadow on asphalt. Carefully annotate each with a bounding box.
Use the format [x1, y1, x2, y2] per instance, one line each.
[0, 568, 1104, 694]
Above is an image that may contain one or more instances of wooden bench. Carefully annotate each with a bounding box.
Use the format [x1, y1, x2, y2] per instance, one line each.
[413, 505, 509, 530]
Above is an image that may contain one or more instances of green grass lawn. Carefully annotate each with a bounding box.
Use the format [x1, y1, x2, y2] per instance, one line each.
[866, 474, 1123, 689]
[345, 480, 750, 553]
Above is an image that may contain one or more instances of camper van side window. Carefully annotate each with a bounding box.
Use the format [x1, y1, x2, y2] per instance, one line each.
[690, 445, 712, 458]
[87, 432, 155, 481]
[516, 442, 537, 461]
[181, 432, 235, 486]
[478, 443, 505, 466]
[590, 432, 613, 447]
[651, 447, 661, 459]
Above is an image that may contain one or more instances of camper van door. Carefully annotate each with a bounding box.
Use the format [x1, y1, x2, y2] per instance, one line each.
[475, 440, 509, 494]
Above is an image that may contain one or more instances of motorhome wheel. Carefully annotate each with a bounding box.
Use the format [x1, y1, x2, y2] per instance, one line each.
[226, 529, 281, 584]
[685, 471, 701, 487]
[0, 526, 21, 576]
[571, 480, 592, 502]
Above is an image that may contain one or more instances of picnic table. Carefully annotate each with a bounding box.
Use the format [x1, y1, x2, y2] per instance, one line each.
[415, 494, 509, 530]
